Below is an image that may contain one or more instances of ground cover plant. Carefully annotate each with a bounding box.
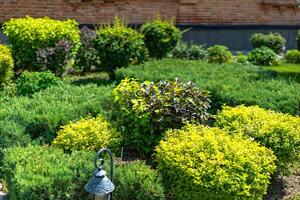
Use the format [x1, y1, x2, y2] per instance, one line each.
[116, 59, 300, 115]
[0, 84, 114, 152]
[156, 124, 277, 200]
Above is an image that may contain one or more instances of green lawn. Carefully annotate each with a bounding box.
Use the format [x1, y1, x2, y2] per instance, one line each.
[268, 63, 300, 83]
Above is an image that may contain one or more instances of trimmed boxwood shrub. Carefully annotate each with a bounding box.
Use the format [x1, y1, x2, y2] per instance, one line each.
[141, 18, 181, 58]
[17, 71, 62, 96]
[0, 45, 14, 85]
[112, 78, 211, 154]
[2, 16, 80, 71]
[285, 49, 300, 64]
[0, 84, 114, 149]
[115, 59, 300, 116]
[3, 145, 94, 200]
[248, 47, 280, 66]
[215, 105, 300, 174]
[251, 33, 286, 53]
[93, 17, 148, 76]
[156, 124, 276, 200]
[52, 115, 120, 152]
[206, 45, 233, 64]
[114, 161, 165, 200]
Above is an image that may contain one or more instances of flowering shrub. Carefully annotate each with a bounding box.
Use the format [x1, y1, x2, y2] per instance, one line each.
[113, 78, 211, 154]
[52, 115, 120, 152]
[156, 124, 276, 200]
[215, 105, 300, 174]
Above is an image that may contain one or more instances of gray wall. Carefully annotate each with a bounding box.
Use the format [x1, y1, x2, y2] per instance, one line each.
[181, 25, 300, 51]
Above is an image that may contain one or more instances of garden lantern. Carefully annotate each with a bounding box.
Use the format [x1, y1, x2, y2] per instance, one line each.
[85, 148, 115, 200]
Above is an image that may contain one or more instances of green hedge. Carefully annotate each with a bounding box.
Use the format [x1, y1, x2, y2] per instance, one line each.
[215, 105, 300, 175]
[3, 16, 80, 70]
[3, 145, 94, 200]
[0, 84, 113, 149]
[156, 124, 276, 200]
[115, 59, 300, 115]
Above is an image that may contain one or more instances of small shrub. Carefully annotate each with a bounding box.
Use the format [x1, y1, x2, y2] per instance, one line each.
[36, 39, 73, 76]
[171, 42, 207, 60]
[93, 17, 148, 76]
[0, 45, 14, 85]
[285, 49, 300, 64]
[114, 161, 165, 200]
[156, 124, 277, 200]
[141, 18, 181, 58]
[234, 51, 250, 65]
[251, 33, 286, 53]
[52, 115, 120, 152]
[2, 16, 80, 70]
[112, 78, 211, 154]
[248, 47, 279, 66]
[17, 71, 62, 96]
[206, 45, 233, 64]
[215, 105, 300, 174]
[3, 145, 94, 200]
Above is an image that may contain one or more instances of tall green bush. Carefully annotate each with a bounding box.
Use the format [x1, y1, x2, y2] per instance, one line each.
[114, 161, 165, 200]
[251, 33, 286, 53]
[156, 124, 276, 200]
[93, 17, 148, 76]
[215, 105, 300, 174]
[3, 16, 81, 71]
[112, 78, 211, 154]
[141, 18, 181, 58]
[0, 45, 14, 85]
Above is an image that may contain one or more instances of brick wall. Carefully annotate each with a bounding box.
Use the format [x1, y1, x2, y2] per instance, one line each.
[0, 0, 300, 25]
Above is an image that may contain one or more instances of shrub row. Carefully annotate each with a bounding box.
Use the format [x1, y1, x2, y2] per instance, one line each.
[3, 145, 165, 200]
[116, 59, 300, 115]
[112, 78, 211, 154]
[215, 105, 300, 174]
[156, 124, 276, 200]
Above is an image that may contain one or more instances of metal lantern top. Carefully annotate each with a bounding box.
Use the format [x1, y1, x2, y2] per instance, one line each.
[85, 148, 115, 196]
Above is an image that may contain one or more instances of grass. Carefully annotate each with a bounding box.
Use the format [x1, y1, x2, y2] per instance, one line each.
[268, 63, 300, 83]
[116, 59, 300, 115]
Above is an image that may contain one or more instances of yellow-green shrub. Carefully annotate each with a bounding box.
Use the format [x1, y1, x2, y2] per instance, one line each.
[0, 45, 14, 84]
[156, 124, 276, 200]
[52, 115, 120, 152]
[3, 16, 80, 71]
[215, 105, 300, 174]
